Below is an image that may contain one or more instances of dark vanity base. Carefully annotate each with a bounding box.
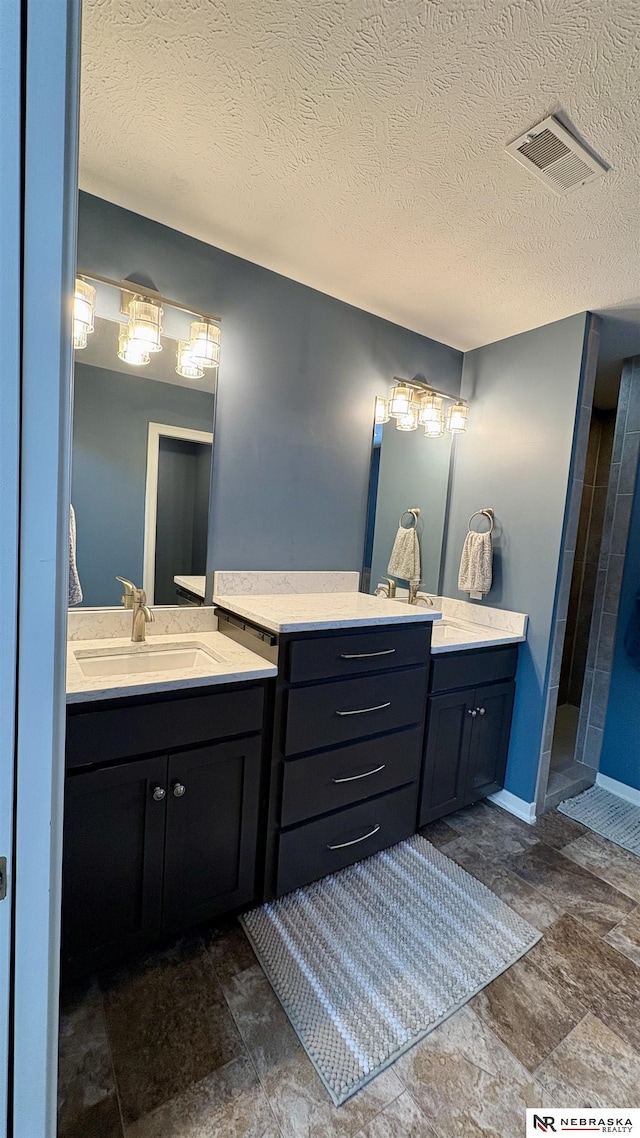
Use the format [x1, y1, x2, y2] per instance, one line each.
[62, 680, 270, 977]
[228, 618, 436, 902]
[419, 644, 518, 825]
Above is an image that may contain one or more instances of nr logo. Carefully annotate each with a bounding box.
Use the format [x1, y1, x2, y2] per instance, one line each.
[533, 1118, 557, 1133]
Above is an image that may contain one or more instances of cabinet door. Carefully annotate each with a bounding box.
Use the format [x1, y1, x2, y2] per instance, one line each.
[464, 680, 515, 804]
[418, 690, 474, 826]
[163, 737, 262, 932]
[61, 755, 167, 974]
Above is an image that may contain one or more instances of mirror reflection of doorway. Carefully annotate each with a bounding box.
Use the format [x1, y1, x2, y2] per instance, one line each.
[143, 423, 213, 604]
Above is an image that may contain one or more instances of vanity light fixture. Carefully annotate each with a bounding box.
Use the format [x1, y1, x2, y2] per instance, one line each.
[127, 295, 163, 353]
[388, 383, 415, 418]
[446, 400, 469, 434]
[117, 325, 150, 366]
[374, 397, 390, 424]
[73, 278, 96, 349]
[74, 270, 222, 380]
[189, 319, 221, 369]
[382, 377, 469, 439]
[175, 340, 205, 380]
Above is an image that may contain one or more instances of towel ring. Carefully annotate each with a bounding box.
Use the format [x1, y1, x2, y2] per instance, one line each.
[400, 507, 420, 529]
[468, 508, 494, 534]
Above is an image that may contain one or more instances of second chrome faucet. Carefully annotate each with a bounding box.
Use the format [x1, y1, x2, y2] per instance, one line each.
[116, 576, 155, 641]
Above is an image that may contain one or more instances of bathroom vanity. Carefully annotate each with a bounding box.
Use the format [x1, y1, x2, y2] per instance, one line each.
[61, 589, 527, 974]
[213, 591, 438, 899]
[62, 620, 276, 975]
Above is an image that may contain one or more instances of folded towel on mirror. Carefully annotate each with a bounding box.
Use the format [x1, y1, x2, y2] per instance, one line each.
[458, 530, 492, 600]
[388, 525, 421, 582]
[69, 504, 83, 606]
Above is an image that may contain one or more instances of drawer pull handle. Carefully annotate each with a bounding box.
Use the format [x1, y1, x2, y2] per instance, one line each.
[336, 701, 391, 717]
[339, 649, 396, 659]
[327, 824, 381, 851]
[332, 764, 386, 784]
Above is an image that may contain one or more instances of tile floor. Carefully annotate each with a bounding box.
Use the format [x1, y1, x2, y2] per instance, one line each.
[58, 800, 640, 1137]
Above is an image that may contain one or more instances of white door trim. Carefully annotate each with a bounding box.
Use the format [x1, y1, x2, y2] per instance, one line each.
[0, 2, 22, 1129]
[143, 422, 213, 603]
[12, 1, 81, 1134]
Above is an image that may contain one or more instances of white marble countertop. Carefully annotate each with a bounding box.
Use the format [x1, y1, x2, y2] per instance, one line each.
[67, 630, 276, 703]
[174, 574, 207, 599]
[430, 619, 526, 654]
[213, 591, 442, 633]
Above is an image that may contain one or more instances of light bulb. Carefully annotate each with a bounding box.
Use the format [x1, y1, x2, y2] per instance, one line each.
[117, 325, 150, 366]
[396, 405, 419, 431]
[375, 397, 390, 424]
[388, 384, 415, 418]
[424, 413, 445, 437]
[417, 391, 442, 426]
[189, 320, 221, 368]
[176, 340, 205, 379]
[127, 296, 163, 352]
[73, 278, 95, 349]
[446, 401, 469, 434]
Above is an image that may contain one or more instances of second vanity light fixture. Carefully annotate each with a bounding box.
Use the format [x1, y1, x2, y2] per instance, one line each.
[73, 272, 221, 381]
[376, 378, 469, 438]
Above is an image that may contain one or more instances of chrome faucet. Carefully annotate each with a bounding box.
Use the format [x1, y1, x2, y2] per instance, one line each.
[408, 580, 433, 606]
[116, 576, 155, 642]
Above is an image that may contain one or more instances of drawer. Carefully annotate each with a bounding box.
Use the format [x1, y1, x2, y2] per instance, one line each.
[429, 644, 518, 694]
[284, 666, 428, 756]
[66, 685, 264, 769]
[286, 624, 432, 684]
[276, 782, 417, 896]
[281, 725, 423, 826]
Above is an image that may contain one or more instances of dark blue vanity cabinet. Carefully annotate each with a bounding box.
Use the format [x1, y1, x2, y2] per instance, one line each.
[62, 682, 268, 976]
[418, 645, 518, 826]
[225, 620, 434, 900]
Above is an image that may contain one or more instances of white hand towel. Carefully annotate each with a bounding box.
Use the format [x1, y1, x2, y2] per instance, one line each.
[458, 530, 492, 600]
[387, 525, 421, 581]
[68, 504, 83, 606]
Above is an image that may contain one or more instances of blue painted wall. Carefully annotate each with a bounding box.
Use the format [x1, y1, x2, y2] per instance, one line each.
[441, 313, 589, 802]
[77, 193, 463, 574]
[72, 361, 214, 606]
[600, 458, 640, 791]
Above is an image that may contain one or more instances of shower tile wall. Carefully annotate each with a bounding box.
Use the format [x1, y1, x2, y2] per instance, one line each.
[559, 411, 615, 708]
[578, 357, 640, 770]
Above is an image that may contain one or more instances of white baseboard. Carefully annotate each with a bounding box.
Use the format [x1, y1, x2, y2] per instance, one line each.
[488, 789, 537, 824]
[596, 772, 640, 807]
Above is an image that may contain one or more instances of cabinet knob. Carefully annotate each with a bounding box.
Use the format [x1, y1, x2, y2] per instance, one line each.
[152, 786, 166, 802]
[468, 708, 477, 717]
[477, 707, 486, 716]
[173, 782, 186, 798]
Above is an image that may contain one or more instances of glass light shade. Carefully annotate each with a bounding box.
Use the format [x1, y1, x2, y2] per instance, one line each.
[189, 320, 221, 368]
[388, 383, 414, 418]
[374, 396, 390, 424]
[176, 340, 205, 380]
[424, 412, 445, 437]
[117, 326, 150, 366]
[127, 296, 163, 352]
[73, 278, 95, 349]
[396, 405, 419, 431]
[446, 401, 469, 434]
[417, 391, 443, 425]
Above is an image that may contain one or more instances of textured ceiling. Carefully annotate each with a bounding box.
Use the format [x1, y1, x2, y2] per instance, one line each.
[80, 0, 640, 351]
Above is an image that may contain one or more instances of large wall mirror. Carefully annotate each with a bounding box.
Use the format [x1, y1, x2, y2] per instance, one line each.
[70, 274, 220, 608]
[362, 381, 466, 595]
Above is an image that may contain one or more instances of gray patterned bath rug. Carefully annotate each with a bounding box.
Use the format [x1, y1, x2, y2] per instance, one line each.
[240, 834, 541, 1105]
[559, 784, 640, 856]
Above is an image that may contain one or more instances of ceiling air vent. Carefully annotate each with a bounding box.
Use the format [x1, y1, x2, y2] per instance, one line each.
[506, 115, 608, 194]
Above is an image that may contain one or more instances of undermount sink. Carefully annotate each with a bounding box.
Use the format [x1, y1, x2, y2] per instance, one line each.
[430, 620, 487, 643]
[74, 642, 225, 678]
